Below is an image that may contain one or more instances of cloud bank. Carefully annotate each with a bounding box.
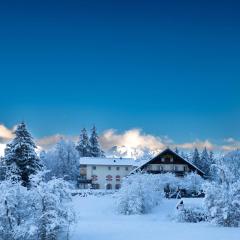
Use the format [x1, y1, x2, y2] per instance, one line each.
[100, 128, 167, 151]
[0, 123, 239, 157]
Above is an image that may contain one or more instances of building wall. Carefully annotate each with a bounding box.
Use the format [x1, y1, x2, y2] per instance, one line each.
[79, 164, 135, 190]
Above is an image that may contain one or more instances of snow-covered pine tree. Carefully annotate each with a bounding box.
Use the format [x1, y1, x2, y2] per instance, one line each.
[4, 122, 42, 186]
[89, 126, 105, 157]
[191, 148, 201, 169]
[200, 147, 211, 176]
[76, 128, 91, 157]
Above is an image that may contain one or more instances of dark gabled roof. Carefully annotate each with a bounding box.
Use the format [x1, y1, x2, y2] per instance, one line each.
[132, 148, 205, 176]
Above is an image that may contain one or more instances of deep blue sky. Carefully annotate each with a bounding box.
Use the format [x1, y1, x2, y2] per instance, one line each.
[0, 0, 239, 143]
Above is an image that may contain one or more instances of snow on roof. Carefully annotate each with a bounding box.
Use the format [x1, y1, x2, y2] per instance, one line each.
[80, 157, 136, 166]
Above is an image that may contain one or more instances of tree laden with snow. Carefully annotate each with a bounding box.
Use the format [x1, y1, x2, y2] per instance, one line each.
[76, 128, 91, 157]
[204, 159, 240, 227]
[4, 122, 42, 186]
[41, 139, 79, 184]
[221, 150, 240, 182]
[191, 148, 201, 169]
[31, 173, 75, 240]
[89, 126, 105, 157]
[200, 147, 212, 176]
[0, 172, 75, 240]
[116, 173, 163, 215]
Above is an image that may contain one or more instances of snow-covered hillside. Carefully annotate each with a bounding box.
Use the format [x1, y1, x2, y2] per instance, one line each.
[70, 194, 240, 240]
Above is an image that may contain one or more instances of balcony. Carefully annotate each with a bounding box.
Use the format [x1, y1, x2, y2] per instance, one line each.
[78, 176, 92, 184]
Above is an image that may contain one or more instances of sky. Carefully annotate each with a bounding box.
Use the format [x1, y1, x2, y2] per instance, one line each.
[0, 0, 239, 152]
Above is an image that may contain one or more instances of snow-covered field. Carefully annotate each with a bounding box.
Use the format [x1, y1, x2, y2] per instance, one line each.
[71, 194, 240, 240]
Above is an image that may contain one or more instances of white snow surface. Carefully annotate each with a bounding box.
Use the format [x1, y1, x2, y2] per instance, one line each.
[70, 194, 240, 240]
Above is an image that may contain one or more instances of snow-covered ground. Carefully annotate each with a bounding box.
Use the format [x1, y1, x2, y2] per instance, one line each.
[71, 194, 240, 240]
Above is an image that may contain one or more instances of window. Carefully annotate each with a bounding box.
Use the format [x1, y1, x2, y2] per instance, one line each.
[125, 167, 129, 171]
[115, 184, 121, 190]
[116, 175, 121, 181]
[92, 184, 100, 189]
[106, 184, 112, 190]
[92, 166, 96, 170]
[158, 165, 163, 171]
[170, 158, 173, 163]
[175, 165, 179, 171]
[106, 175, 113, 181]
[161, 158, 165, 162]
[108, 166, 111, 170]
[116, 166, 120, 171]
[92, 175, 98, 181]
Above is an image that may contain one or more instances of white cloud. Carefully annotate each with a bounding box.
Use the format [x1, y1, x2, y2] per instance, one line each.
[221, 137, 240, 151]
[0, 124, 14, 142]
[36, 134, 78, 149]
[0, 122, 239, 156]
[99, 128, 167, 151]
[176, 139, 214, 150]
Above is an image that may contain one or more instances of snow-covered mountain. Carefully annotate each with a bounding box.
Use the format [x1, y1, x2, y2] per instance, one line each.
[106, 145, 160, 160]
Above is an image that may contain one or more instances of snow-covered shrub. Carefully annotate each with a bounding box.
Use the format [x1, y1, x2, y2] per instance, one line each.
[181, 172, 204, 196]
[0, 172, 75, 240]
[176, 207, 207, 223]
[31, 173, 75, 239]
[155, 172, 204, 198]
[116, 173, 163, 215]
[0, 180, 37, 240]
[204, 180, 240, 227]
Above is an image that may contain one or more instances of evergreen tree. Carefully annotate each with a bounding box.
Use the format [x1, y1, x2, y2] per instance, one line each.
[76, 128, 91, 157]
[192, 148, 201, 168]
[200, 147, 211, 175]
[4, 122, 42, 186]
[89, 126, 105, 157]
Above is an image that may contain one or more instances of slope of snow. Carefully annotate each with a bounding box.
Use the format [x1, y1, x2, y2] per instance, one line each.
[70, 194, 240, 240]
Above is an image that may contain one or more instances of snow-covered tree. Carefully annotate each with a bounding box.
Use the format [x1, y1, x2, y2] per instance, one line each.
[41, 139, 79, 183]
[89, 126, 105, 157]
[0, 179, 38, 240]
[191, 148, 200, 168]
[180, 151, 190, 162]
[204, 158, 240, 227]
[76, 128, 91, 157]
[0, 172, 75, 240]
[4, 122, 42, 186]
[116, 173, 163, 215]
[31, 173, 75, 240]
[200, 147, 211, 176]
[221, 150, 240, 182]
[181, 172, 204, 194]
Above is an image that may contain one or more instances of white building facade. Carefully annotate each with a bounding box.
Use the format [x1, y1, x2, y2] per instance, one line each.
[78, 157, 137, 190]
